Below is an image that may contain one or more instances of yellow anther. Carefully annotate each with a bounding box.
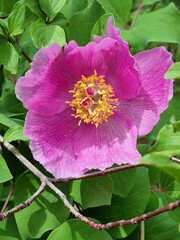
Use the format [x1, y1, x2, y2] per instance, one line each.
[66, 70, 119, 127]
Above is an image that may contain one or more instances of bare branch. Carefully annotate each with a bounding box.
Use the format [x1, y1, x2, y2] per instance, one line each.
[0, 182, 46, 221]
[0, 135, 180, 231]
[49, 163, 146, 183]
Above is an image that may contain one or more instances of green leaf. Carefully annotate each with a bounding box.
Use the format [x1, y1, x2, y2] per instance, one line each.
[121, 3, 180, 50]
[0, 19, 8, 35]
[25, 0, 46, 21]
[145, 197, 180, 240]
[71, 175, 113, 209]
[0, 93, 26, 115]
[0, 154, 13, 183]
[0, 215, 22, 240]
[47, 218, 113, 240]
[0, 39, 18, 73]
[164, 62, 180, 80]
[147, 94, 180, 141]
[146, 166, 161, 186]
[14, 171, 71, 239]
[149, 124, 180, 155]
[3, 126, 28, 142]
[60, 0, 88, 19]
[96, 0, 132, 26]
[66, 0, 104, 46]
[145, 191, 159, 213]
[7, 0, 26, 36]
[140, 153, 180, 182]
[91, 13, 111, 40]
[0, 113, 20, 127]
[0, 64, 4, 97]
[30, 20, 65, 49]
[161, 173, 180, 222]
[110, 168, 136, 197]
[0, 0, 19, 14]
[39, 0, 66, 18]
[86, 167, 150, 239]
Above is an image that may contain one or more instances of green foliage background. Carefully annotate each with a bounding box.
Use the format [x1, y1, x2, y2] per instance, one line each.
[0, 0, 180, 239]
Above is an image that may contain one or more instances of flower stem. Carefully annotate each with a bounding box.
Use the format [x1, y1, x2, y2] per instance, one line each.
[140, 221, 145, 240]
[129, 0, 144, 29]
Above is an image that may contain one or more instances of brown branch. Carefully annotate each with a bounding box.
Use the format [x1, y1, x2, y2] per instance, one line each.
[0, 135, 180, 230]
[17, 44, 32, 63]
[0, 182, 46, 221]
[0, 184, 15, 214]
[130, 0, 144, 29]
[49, 163, 145, 183]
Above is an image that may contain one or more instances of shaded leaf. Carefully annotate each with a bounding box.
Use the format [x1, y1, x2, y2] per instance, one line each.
[60, 0, 88, 19]
[96, 0, 132, 26]
[14, 171, 71, 239]
[66, 0, 104, 46]
[71, 175, 113, 209]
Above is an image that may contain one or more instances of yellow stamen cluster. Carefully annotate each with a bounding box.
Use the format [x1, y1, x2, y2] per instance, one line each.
[66, 70, 119, 127]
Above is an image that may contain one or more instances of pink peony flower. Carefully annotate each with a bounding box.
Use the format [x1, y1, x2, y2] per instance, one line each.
[15, 17, 173, 178]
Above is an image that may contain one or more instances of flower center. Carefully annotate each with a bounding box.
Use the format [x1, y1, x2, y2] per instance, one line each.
[66, 70, 119, 127]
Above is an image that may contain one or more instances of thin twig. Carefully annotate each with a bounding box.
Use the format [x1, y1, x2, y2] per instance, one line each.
[170, 156, 180, 164]
[0, 136, 180, 230]
[0, 182, 46, 221]
[0, 184, 15, 214]
[130, 0, 144, 29]
[17, 44, 32, 63]
[12, 74, 17, 85]
[49, 163, 145, 183]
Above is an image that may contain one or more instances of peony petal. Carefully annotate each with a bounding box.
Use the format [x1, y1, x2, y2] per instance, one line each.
[24, 109, 87, 178]
[119, 47, 173, 135]
[106, 16, 129, 49]
[15, 42, 78, 116]
[74, 111, 141, 172]
[66, 37, 141, 100]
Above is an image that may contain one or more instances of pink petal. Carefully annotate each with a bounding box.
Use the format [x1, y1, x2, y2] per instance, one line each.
[74, 111, 141, 172]
[15, 42, 78, 116]
[24, 109, 85, 178]
[66, 37, 141, 100]
[119, 47, 173, 135]
[106, 16, 129, 49]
